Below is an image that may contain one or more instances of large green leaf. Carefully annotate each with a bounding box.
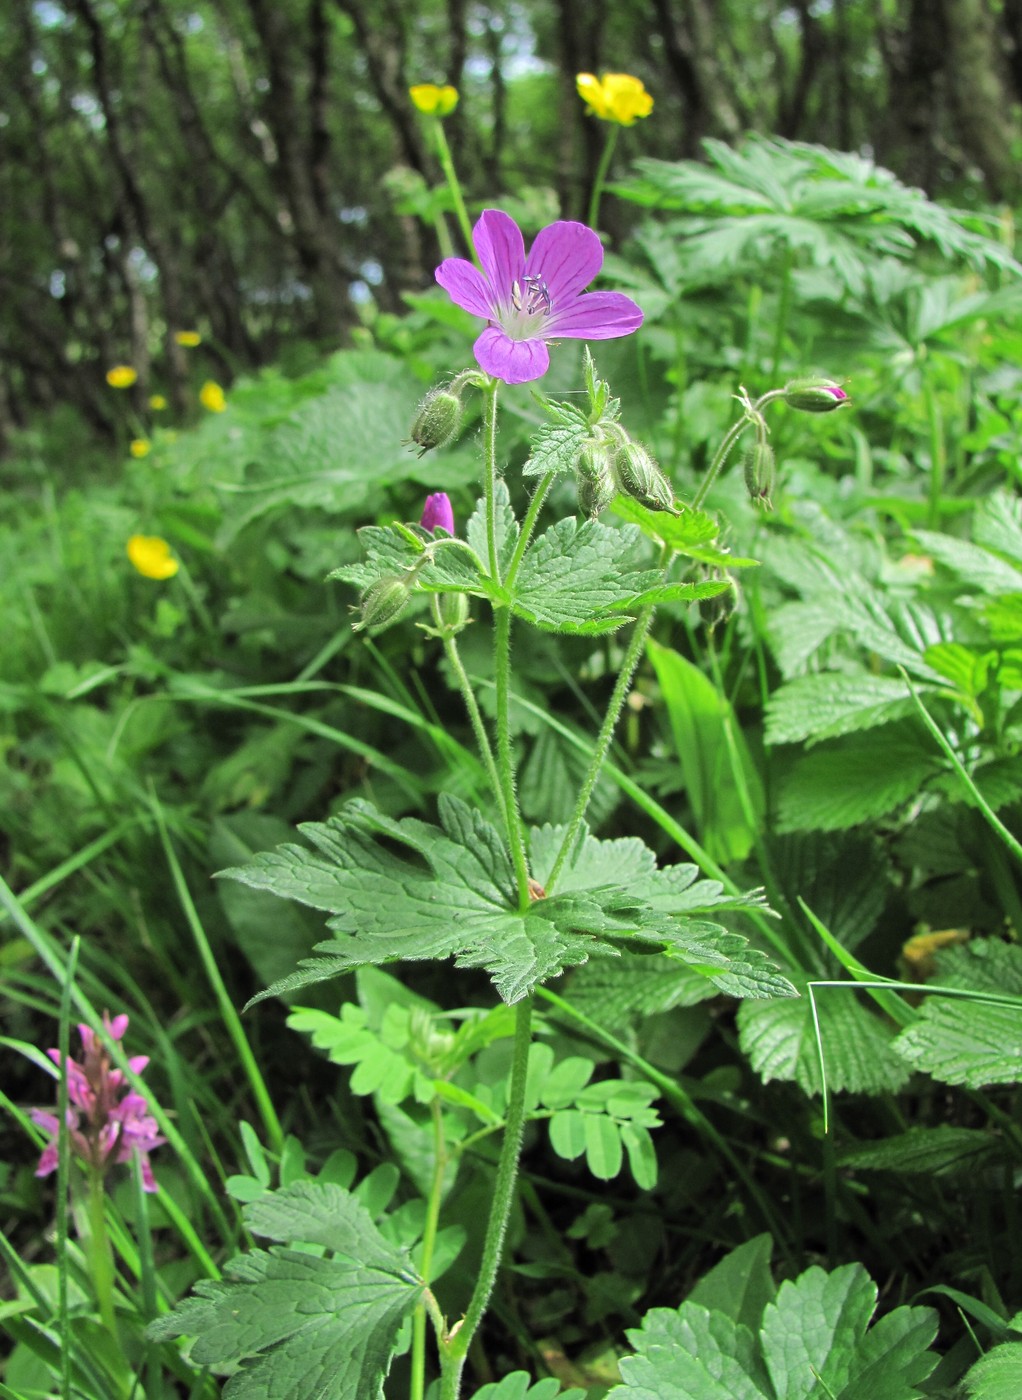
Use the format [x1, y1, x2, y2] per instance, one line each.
[510, 517, 659, 634]
[893, 999, 1022, 1087]
[611, 1259, 938, 1399]
[775, 721, 940, 832]
[765, 672, 924, 747]
[738, 989, 910, 1095]
[760, 1264, 938, 1400]
[221, 797, 794, 1006]
[147, 1182, 422, 1400]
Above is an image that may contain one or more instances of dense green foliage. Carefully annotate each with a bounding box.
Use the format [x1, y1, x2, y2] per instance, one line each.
[3, 49, 1022, 1400]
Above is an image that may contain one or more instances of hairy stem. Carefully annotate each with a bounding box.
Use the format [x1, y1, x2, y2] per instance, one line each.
[439, 995, 533, 1399]
[410, 1099, 449, 1400]
[547, 601, 658, 892]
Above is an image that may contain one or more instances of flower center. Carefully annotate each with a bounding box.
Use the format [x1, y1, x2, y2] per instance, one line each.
[500, 275, 552, 339]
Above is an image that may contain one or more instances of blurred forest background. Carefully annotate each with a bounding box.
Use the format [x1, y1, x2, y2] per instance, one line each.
[4, 0, 1022, 448]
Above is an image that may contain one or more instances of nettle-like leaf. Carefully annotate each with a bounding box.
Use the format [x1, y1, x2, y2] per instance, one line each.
[612, 495, 759, 569]
[892, 939, 1022, 1088]
[147, 1181, 422, 1400]
[522, 401, 592, 479]
[609, 1260, 938, 1400]
[222, 797, 794, 1008]
[510, 517, 659, 634]
[738, 988, 911, 1096]
[765, 672, 927, 747]
[839, 1125, 1003, 1177]
[962, 1339, 1022, 1400]
[775, 721, 941, 833]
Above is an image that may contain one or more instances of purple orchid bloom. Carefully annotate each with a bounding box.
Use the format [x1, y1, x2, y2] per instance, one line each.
[435, 209, 643, 384]
[421, 492, 455, 535]
[30, 1012, 165, 1192]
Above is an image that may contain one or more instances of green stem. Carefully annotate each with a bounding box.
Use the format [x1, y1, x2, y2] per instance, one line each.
[442, 623, 504, 822]
[504, 470, 555, 589]
[547, 600, 658, 892]
[410, 1099, 448, 1400]
[587, 124, 619, 230]
[691, 389, 785, 510]
[432, 119, 476, 262]
[85, 1167, 119, 1339]
[482, 381, 501, 583]
[439, 996, 533, 1399]
[495, 606, 531, 903]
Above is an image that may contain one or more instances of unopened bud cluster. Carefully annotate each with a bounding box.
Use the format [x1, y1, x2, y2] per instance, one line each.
[574, 431, 674, 519]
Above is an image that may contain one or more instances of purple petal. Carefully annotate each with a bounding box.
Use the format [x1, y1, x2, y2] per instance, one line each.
[108, 1014, 129, 1041]
[435, 257, 495, 318]
[474, 327, 550, 383]
[36, 1143, 59, 1178]
[525, 222, 604, 306]
[139, 1156, 158, 1192]
[472, 211, 525, 298]
[546, 290, 644, 340]
[30, 1109, 60, 1133]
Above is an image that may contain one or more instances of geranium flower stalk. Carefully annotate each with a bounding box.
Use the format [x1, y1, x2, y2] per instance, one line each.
[436, 209, 643, 384]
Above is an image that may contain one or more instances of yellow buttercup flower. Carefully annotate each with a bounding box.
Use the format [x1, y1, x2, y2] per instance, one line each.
[149, 394, 168, 411]
[106, 365, 138, 388]
[127, 534, 179, 580]
[199, 379, 227, 412]
[576, 72, 653, 126]
[129, 438, 151, 458]
[409, 83, 459, 117]
[174, 330, 202, 347]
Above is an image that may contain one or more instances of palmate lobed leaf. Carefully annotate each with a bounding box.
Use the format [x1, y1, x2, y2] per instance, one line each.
[222, 796, 794, 1007]
[610, 1259, 938, 1400]
[148, 1182, 422, 1400]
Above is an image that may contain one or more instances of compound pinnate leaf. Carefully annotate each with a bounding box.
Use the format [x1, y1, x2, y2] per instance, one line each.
[148, 1182, 422, 1400]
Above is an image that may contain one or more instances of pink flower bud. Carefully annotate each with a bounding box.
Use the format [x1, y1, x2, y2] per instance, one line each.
[421, 492, 455, 535]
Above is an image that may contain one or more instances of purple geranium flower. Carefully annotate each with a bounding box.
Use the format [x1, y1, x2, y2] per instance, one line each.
[30, 1012, 165, 1192]
[435, 209, 643, 384]
[421, 492, 455, 535]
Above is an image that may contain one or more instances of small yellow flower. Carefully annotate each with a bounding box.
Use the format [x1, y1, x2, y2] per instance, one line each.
[174, 330, 202, 347]
[127, 534, 179, 580]
[199, 379, 227, 412]
[409, 83, 459, 117]
[106, 365, 138, 389]
[129, 438, 151, 458]
[576, 72, 653, 126]
[149, 394, 168, 411]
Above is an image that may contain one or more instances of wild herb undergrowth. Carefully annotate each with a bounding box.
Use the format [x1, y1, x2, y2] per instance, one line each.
[3, 122, 1022, 1400]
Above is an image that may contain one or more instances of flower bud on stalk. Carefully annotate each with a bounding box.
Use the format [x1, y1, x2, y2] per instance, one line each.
[742, 440, 776, 508]
[611, 440, 674, 511]
[575, 441, 618, 519]
[434, 591, 471, 635]
[782, 377, 849, 413]
[421, 492, 455, 534]
[410, 386, 463, 456]
[353, 576, 413, 634]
